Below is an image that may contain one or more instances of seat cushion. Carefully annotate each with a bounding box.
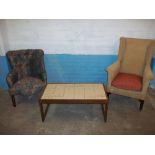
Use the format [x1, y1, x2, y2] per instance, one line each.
[10, 77, 46, 96]
[111, 73, 142, 91]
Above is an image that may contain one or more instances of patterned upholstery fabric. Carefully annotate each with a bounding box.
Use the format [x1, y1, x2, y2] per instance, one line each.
[9, 77, 46, 96]
[112, 73, 142, 91]
[6, 49, 47, 96]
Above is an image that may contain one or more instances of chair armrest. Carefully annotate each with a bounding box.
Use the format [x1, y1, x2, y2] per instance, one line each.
[6, 71, 18, 88]
[143, 65, 154, 83]
[106, 60, 120, 84]
[107, 60, 120, 73]
[40, 71, 47, 83]
[141, 65, 154, 92]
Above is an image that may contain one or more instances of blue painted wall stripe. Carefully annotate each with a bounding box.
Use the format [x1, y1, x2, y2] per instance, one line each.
[151, 57, 155, 88]
[0, 56, 9, 89]
[0, 54, 155, 90]
[44, 54, 117, 83]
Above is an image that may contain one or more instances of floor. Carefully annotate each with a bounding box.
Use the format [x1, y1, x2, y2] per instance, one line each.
[0, 88, 155, 135]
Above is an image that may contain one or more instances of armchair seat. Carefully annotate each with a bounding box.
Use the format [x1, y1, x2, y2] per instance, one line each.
[112, 73, 142, 91]
[10, 77, 46, 96]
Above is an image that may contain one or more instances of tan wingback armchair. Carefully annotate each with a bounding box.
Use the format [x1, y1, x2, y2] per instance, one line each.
[107, 37, 155, 110]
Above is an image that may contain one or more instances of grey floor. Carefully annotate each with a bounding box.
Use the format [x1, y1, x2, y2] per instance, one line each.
[0, 88, 155, 134]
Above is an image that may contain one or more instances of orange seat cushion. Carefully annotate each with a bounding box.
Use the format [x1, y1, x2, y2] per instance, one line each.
[111, 73, 143, 91]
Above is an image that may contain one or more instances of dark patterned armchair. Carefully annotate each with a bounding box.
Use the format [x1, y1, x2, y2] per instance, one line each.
[6, 49, 47, 107]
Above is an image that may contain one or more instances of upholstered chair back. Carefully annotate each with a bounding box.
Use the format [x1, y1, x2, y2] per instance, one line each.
[6, 49, 46, 82]
[118, 37, 155, 76]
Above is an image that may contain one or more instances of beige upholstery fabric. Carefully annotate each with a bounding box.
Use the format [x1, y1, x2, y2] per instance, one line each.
[107, 37, 155, 100]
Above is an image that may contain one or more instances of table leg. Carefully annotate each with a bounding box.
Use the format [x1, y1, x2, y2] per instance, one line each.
[44, 104, 50, 120]
[39, 101, 50, 122]
[101, 103, 108, 122]
[39, 100, 45, 122]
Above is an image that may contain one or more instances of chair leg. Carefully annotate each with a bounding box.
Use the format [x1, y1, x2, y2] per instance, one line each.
[107, 92, 111, 98]
[139, 100, 144, 111]
[11, 95, 16, 107]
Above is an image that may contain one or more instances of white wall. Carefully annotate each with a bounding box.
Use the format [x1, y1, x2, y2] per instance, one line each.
[0, 31, 4, 56]
[0, 22, 5, 55]
[0, 20, 9, 55]
[0, 19, 155, 55]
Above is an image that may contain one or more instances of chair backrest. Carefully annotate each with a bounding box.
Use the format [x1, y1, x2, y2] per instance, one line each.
[118, 37, 155, 76]
[6, 49, 46, 81]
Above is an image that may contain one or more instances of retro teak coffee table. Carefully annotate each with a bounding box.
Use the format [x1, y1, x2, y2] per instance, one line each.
[39, 84, 109, 122]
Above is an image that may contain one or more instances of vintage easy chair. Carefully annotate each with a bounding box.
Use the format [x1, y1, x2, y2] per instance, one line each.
[6, 49, 47, 107]
[107, 37, 155, 110]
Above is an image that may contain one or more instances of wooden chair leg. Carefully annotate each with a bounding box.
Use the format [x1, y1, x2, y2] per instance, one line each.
[139, 100, 144, 111]
[107, 92, 111, 98]
[11, 95, 16, 107]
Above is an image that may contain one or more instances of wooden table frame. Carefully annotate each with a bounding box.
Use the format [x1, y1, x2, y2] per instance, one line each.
[39, 83, 109, 122]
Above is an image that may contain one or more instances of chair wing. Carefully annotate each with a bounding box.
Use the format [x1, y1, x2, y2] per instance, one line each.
[107, 60, 121, 85]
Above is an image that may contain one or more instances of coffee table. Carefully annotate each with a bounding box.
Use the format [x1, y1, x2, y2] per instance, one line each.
[39, 83, 109, 122]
